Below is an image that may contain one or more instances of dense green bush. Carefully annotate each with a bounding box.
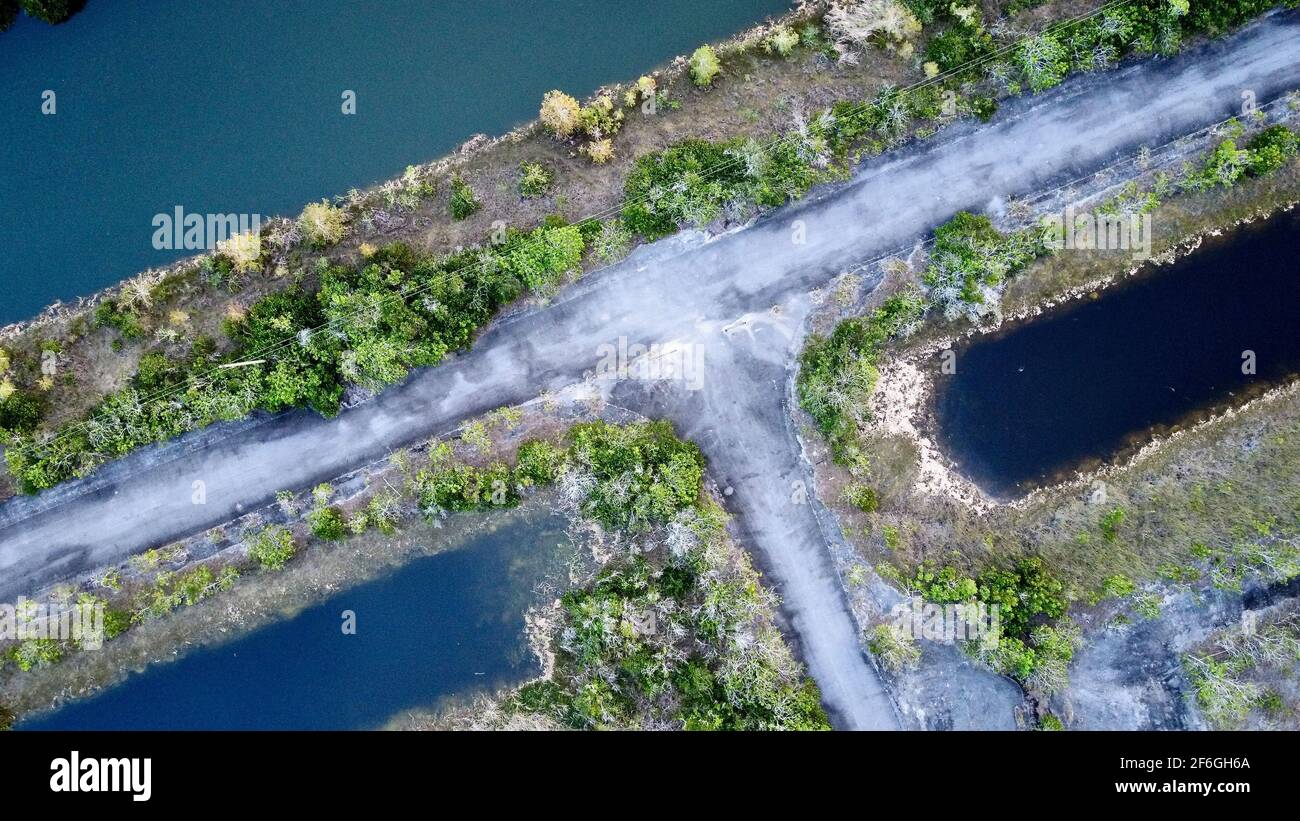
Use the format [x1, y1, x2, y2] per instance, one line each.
[1245, 124, 1300, 176]
[3, 638, 63, 671]
[621, 137, 818, 239]
[688, 45, 720, 87]
[1188, 138, 1251, 189]
[925, 25, 993, 75]
[567, 420, 705, 531]
[621, 139, 752, 238]
[93, 298, 145, 339]
[500, 224, 584, 289]
[309, 506, 348, 540]
[796, 291, 926, 462]
[248, 525, 297, 569]
[0, 389, 43, 435]
[1186, 0, 1288, 35]
[909, 556, 1070, 687]
[1015, 32, 1070, 93]
[415, 460, 516, 512]
[923, 211, 1043, 319]
[449, 176, 481, 220]
[513, 439, 566, 485]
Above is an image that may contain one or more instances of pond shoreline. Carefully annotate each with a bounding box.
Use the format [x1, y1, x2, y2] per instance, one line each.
[863, 165, 1300, 512]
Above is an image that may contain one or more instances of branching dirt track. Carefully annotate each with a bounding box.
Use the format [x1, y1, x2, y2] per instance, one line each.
[3, 11, 1298, 729]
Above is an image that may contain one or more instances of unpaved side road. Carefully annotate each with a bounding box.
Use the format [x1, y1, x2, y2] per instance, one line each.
[2, 11, 1297, 729]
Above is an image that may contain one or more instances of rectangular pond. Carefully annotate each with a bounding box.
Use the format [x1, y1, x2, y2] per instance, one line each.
[18, 505, 573, 730]
[933, 208, 1300, 499]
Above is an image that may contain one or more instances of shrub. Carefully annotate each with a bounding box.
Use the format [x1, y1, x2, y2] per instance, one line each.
[0, 388, 43, 435]
[636, 75, 656, 101]
[567, 420, 705, 530]
[592, 219, 632, 263]
[583, 138, 614, 164]
[94, 299, 144, 339]
[764, 26, 799, 57]
[1015, 32, 1069, 93]
[501, 224, 585, 289]
[912, 563, 978, 603]
[449, 176, 481, 220]
[621, 138, 751, 238]
[1095, 573, 1136, 602]
[1185, 135, 1253, 191]
[826, 0, 922, 44]
[539, 90, 581, 137]
[309, 506, 348, 540]
[3, 638, 63, 671]
[299, 200, 347, 247]
[977, 557, 1066, 638]
[577, 94, 623, 140]
[925, 25, 993, 74]
[216, 230, 263, 273]
[845, 483, 879, 513]
[922, 211, 1042, 320]
[868, 623, 921, 672]
[796, 291, 925, 460]
[1185, 0, 1280, 36]
[1245, 125, 1299, 176]
[688, 45, 720, 87]
[515, 439, 566, 485]
[248, 525, 297, 570]
[103, 608, 132, 640]
[518, 161, 553, 198]
[972, 95, 998, 121]
[1099, 507, 1125, 542]
[416, 461, 517, 511]
[366, 491, 402, 534]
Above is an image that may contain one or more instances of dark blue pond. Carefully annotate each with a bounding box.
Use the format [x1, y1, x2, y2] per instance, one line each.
[934, 208, 1300, 498]
[20, 509, 572, 730]
[0, 0, 790, 324]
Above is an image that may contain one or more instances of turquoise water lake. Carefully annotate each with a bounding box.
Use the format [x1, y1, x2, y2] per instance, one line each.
[0, 0, 790, 324]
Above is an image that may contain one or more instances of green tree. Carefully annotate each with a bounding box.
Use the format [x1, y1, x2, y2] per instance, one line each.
[249, 525, 297, 570]
[1245, 125, 1299, 176]
[688, 45, 720, 87]
[501, 225, 585, 289]
[449, 176, 481, 220]
[1016, 32, 1069, 93]
[309, 506, 347, 540]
